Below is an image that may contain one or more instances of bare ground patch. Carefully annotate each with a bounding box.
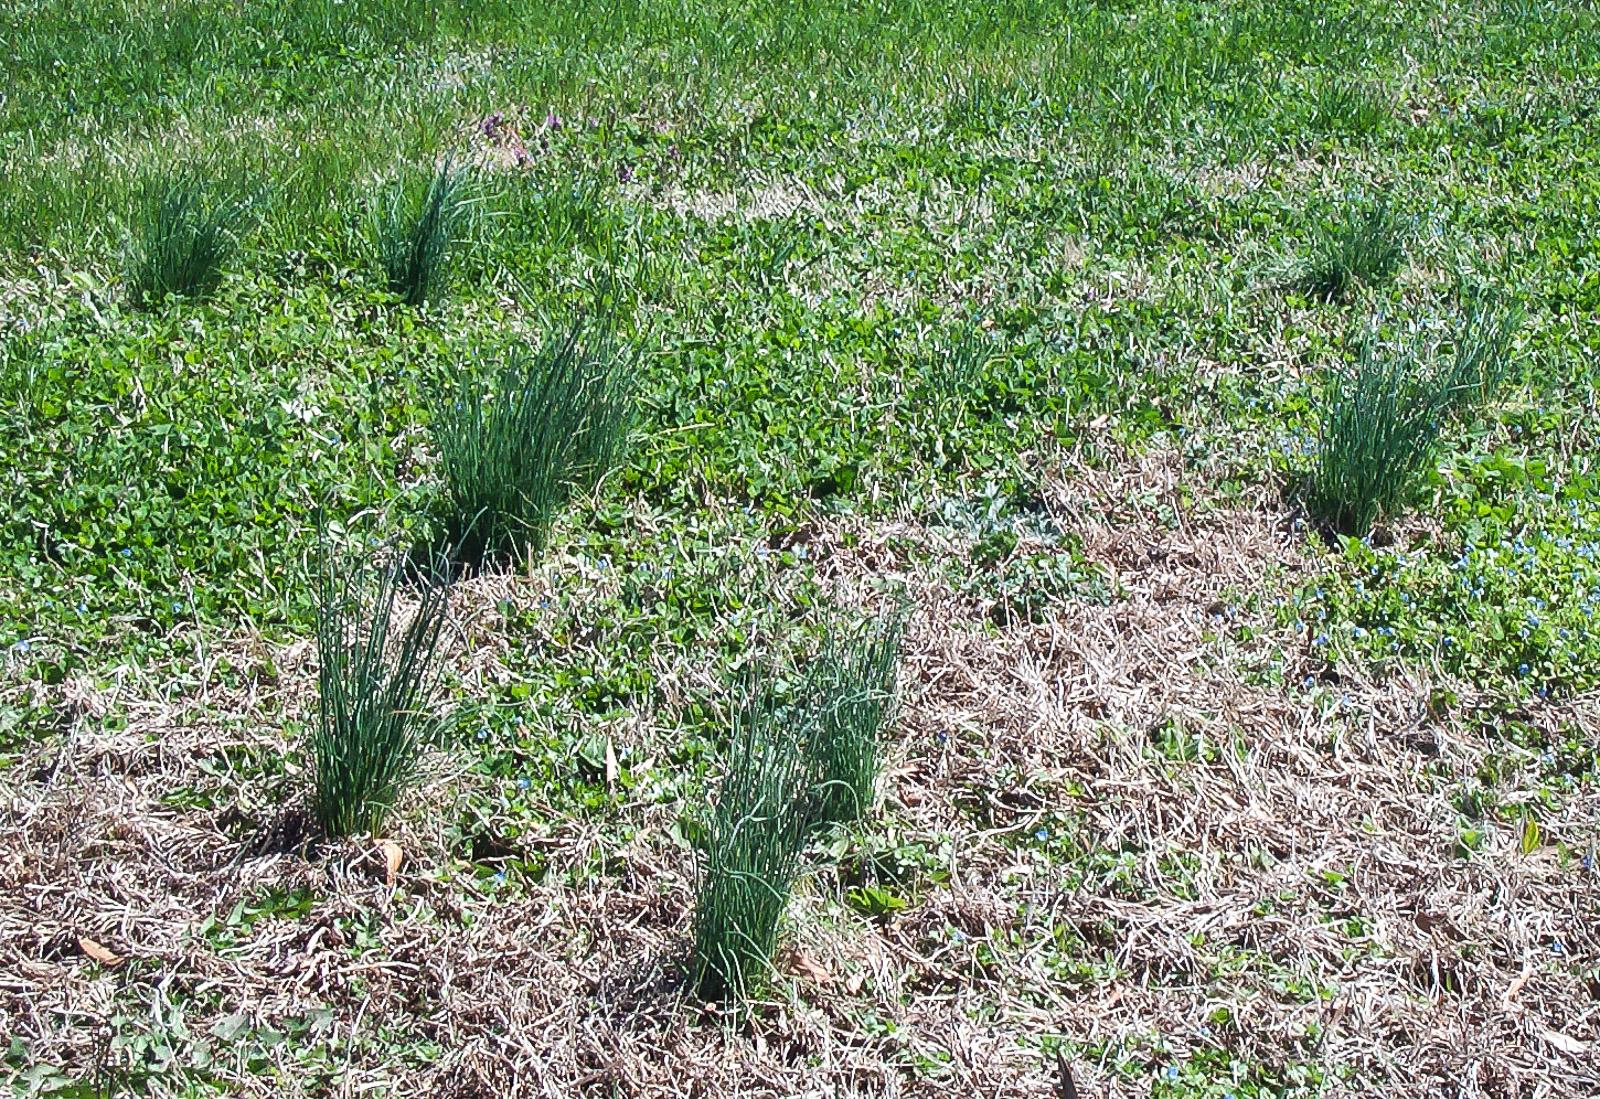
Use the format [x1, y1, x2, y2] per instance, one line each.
[3, 448, 1597, 1096]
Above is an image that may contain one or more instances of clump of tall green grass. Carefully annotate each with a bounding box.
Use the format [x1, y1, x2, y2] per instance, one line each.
[1307, 341, 1443, 536]
[1438, 288, 1523, 414]
[374, 159, 473, 307]
[1299, 197, 1406, 302]
[690, 687, 810, 1002]
[800, 610, 906, 829]
[310, 542, 451, 839]
[124, 173, 246, 308]
[430, 322, 635, 563]
[1307, 298, 1521, 536]
[1308, 76, 1389, 139]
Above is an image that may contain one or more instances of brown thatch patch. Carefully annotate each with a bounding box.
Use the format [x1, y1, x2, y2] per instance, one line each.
[3, 447, 1596, 1096]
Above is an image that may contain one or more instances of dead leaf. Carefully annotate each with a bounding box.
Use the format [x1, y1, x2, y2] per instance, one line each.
[604, 739, 619, 787]
[1540, 1027, 1590, 1055]
[1501, 965, 1532, 1013]
[378, 840, 403, 885]
[77, 936, 124, 968]
[783, 950, 832, 986]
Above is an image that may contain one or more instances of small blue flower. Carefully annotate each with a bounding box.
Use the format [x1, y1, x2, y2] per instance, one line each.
[75, 603, 87, 614]
[493, 870, 507, 885]
[1583, 853, 1594, 872]
[11, 639, 29, 654]
[1164, 1066, 1179, 1081]
[517, 776, 531, 790]
[120, 548, 132, 558]
[1518, 663, 1530, 677]
[1034, 827, 1049, 842]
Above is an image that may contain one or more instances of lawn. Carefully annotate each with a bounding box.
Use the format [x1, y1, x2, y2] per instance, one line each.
[2, 1, 1598, 1095]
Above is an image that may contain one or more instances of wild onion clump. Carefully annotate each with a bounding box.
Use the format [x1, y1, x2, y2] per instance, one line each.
[1438, 289, 1522, 415]
[1299, 197, 1405, 302]
[375, 159, 472, 307]
[1308, 340, 1445, 536]
[1308, 77, 1389, 139]
[800, 611, 906, 829]
[1307, 298, 1519, 536]
[430, 323, 635, 563]
[310, 543, 451, 838]
[922, 320, 990, 428]
[124, 173, 246, 308]
[689, 692, 810, 1002]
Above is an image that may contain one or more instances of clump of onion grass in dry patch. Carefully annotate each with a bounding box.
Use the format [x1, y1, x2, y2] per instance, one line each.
[309, 540, 451, 839]
[799, 608, 906, 830]
[1307, 337, 1443, 537]
[1306, 295, 1521, 536]
[689, 679, 811, 1002]
[124, 170, 247, 309]
[430, 319, 636, 565]
[374, 156, 475, 307]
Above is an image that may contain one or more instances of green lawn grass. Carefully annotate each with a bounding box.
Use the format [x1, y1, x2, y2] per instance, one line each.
[2, 1, 1598, 1095]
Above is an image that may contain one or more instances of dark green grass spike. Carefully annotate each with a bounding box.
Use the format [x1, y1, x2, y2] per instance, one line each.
[690, 685, 811, 1002]
[124, 172, 246, 308]
[310, 541, 451, 839]
[430, 322, 635, 565]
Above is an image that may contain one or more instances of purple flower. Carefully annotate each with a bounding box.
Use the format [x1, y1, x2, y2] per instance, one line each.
[616, 163, 634, 183]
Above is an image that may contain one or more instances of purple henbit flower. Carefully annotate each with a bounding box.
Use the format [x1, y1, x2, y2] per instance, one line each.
[481, 113, 503, 137]
[616, 163, 634, 183]
[546, 111, 563, 132]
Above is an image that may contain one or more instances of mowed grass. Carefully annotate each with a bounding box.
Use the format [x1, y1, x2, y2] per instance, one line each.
[3, 1, 1600, 1096]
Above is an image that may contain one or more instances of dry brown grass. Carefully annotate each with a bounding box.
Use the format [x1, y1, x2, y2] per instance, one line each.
[3, 446, 1597, 1096]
